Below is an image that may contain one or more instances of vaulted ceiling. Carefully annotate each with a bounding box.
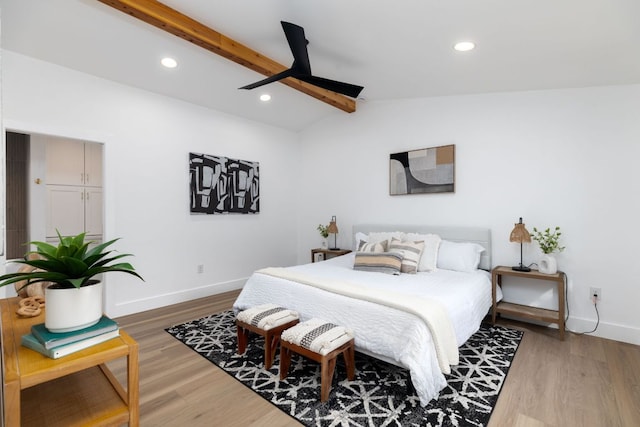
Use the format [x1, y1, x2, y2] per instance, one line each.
[1, 0, 639, 131]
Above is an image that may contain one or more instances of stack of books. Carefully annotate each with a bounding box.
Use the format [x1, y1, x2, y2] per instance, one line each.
[21, 315, 120, 359]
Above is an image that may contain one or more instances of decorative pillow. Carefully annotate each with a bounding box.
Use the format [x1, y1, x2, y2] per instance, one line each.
[437, 240, 485, 272]
[353, 252, 403, 275]
[353, 232, 368, 251]
[389, 238, 425, 274]
[358, 240, 387, 253]
[406, 233, 442, 272]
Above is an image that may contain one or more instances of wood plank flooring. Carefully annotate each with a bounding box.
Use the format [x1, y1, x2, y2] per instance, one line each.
[108, 290, 640, 427]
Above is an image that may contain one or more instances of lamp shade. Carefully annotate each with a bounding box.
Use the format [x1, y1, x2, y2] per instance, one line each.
[509, 218, 531, 243]
[327, 216, 339, 250]
[327, 217, 338, 234]
[510, 217, 532, 272]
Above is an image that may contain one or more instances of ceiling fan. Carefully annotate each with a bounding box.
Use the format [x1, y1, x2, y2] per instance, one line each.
[240, 21, 364, 98]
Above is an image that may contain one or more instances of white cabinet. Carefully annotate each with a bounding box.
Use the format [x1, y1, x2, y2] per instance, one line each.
[84, 143, 103, 187]
[46, 186, 103, 238]
[45, 138, 103, 239]
[84, 187, 103, 236]
[46, 139, 84, 186]
[46, 138, 103, 187]
[46, 186, 84, 237]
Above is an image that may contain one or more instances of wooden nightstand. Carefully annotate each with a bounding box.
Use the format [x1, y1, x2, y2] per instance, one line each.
[1, 298, 139, 426]
[311, 248, 351, 263]
[491, 266, 567, 340]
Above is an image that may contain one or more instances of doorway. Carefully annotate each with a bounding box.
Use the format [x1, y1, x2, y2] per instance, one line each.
[4, 131, 104, 259]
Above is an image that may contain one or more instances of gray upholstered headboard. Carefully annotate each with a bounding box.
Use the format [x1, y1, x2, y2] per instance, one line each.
[352, 224, 492, 271]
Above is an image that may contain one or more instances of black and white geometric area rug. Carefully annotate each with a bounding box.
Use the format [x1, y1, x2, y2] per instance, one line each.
[166, 311, 522, 427]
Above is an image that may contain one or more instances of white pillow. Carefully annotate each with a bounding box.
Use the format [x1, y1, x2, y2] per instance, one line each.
[437, 240, 485, 272]
[367, 231, 405, 251]
[406, 233, 442, 272]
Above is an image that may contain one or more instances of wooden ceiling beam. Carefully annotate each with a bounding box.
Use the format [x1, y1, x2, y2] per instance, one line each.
[97, 0, 357, 113]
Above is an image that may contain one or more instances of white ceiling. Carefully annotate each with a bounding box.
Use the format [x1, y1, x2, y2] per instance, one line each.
[1, 0, 639, 131]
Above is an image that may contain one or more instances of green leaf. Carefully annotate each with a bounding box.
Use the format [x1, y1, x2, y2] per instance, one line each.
[59, 256, 89, 277]
[0, 232, 143, 289]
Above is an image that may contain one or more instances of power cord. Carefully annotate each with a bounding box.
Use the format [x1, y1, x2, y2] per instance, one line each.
[565, 279, 600, 335]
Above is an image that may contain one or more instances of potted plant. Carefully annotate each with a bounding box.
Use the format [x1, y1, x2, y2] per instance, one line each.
[317, 224, 329, 248]
[531, 226, 565, 274]
[0, 231, 143, 332]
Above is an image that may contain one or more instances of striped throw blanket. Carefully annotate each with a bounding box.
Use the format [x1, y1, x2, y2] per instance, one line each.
[236, 303, 299, 330]
[281, 318, 354, 356]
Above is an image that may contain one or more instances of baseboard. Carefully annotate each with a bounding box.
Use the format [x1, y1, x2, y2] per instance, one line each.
[567, 316, 640, 346]
[107, 278, 246, 318]
[500, 313, 639, 346]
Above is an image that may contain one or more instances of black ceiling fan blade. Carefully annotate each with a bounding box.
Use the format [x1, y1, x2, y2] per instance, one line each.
[239, 69, 294, 90]
[239, 21, 364, 99]
[281, 21, 311, 74]
[296, 74, 364, 98]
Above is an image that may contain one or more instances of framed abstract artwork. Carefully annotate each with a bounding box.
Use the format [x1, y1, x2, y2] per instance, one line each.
[189, 152, 260, 214]
[389, 144, 455, 195]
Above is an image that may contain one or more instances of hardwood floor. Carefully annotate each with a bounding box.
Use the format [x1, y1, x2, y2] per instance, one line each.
[109, 290, 640, 427]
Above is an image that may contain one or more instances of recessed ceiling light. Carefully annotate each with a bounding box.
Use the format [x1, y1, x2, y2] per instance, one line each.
[161, 57, 178, 68]
[260, 94, 271, 102]
[454, 41, 475, 52]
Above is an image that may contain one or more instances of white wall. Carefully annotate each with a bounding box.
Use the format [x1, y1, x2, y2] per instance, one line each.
[296, 85, 640, 345]
[3, 49, 639, 345]
[1, 50, 300, 317]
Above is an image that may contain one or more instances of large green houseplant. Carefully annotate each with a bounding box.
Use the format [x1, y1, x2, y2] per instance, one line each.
[0, 231, 143, 332]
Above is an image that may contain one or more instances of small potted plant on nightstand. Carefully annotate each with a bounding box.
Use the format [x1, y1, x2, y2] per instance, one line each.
[532, 226, 565, 274]
[0, 231, 143, 332]
[317, 224, 329, 249]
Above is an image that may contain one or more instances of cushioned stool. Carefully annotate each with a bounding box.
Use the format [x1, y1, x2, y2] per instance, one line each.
[280, 319, 355, 402]
[236, 304, 299, 369]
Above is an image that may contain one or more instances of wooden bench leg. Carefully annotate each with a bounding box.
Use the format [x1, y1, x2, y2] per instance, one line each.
[343, 343, 355, 381]
[265, 332, 279, 370]
[279, 345, 292, 380]
[320, 356, 337, 402]
[237, 324, 249, 355]
[280, 338, 355, 402]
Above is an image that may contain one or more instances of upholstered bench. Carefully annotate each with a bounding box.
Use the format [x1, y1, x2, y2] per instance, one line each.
[279, 319, 355, 402]
[236, 304, 300, 370]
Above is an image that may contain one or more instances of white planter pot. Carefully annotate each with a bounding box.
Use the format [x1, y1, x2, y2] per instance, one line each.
[45, 281, 103, 333]
[539, 254, 558, 274]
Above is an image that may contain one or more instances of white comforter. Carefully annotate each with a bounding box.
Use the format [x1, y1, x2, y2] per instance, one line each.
[233, 253, 499, 405]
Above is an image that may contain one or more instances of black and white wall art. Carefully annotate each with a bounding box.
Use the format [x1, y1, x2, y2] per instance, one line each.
[390, 144, 455, 195]
[189, 152, 260, 214]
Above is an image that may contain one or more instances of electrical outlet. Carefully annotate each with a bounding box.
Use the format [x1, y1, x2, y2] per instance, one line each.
[589, 287, 601, 302]
[197, 264, 204, 274]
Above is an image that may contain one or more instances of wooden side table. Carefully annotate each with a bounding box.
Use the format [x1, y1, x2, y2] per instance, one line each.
[0, 297, 139, 426]
[311, 248, 352, 263]
[491, 266, 567, 340]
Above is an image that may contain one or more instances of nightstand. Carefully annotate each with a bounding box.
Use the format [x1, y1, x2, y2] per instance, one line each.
[311, 248, 351, 263]
[491, 266, 567, 340]
[1, 298, 139, 426]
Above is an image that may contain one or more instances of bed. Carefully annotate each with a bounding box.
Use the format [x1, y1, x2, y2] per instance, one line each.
[233, 224, 501, 405]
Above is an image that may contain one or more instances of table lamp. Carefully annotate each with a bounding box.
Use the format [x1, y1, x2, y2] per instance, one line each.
[510, 217, 531, 272]
[327, 216, 339, 250]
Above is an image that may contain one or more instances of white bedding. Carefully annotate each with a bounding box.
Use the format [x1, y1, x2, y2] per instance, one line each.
[233, 252, 501, 405]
